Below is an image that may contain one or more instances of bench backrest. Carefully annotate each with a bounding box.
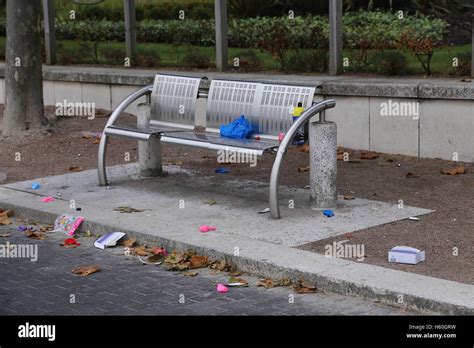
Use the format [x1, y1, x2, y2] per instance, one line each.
[206, 79, 316, 136]
[150, 73, 205, 128]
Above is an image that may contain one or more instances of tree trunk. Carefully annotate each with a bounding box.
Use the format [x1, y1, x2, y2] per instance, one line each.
[2, 0, 45, 135]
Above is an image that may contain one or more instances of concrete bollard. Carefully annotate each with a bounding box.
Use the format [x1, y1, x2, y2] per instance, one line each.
[137, 102, 163, 177]
[309, 121, 337, 209]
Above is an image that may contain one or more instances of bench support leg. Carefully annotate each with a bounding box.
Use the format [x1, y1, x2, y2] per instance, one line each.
[309, 121, 337, 209]
[98, 134, 109, 186]
[139, 135, 163, 177]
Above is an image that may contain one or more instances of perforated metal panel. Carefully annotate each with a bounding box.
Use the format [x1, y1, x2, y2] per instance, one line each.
[150, 74, 203, 126]
[206, 79, 316, 136]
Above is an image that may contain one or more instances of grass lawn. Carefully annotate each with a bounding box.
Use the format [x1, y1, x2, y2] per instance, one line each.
[0, 36, 470, 76]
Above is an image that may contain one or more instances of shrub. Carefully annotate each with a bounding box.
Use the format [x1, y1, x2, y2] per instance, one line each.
[136, 47, 161, 68]
[182, 47, 211, 69]
[232, 50, 262, 71]
[99, 46, 124, 65]
[449, 52, 472, 76]
[287, 50, 328, 73]
[375, 51, 408, 76]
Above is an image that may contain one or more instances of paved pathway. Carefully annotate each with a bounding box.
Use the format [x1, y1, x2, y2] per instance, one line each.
[0, 224, 411, 316]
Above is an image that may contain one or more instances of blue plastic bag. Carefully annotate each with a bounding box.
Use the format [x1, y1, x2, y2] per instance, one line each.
[220, 115, 252, 139]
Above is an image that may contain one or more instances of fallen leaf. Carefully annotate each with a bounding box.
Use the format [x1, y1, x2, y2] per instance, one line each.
[441, 166, 466, 176]
[133, 246, 149, 256]
[147, 254, 164, 263]
[343, 195, 355, 200]
[0, 233, 11, 237]
[123, 239, 137, 248]
[337, 153, 344, 161]
[405, 172, 420, 178]
[92, 139, 100, 145]
[297, 166, 310, 172]
[0, 211, 12, 225]
[203, 199, 217, 206]
[183, 271, 199, 277]
[25, 231, 47, 240]
[72, 265, 100, 276]
[359, 151, 379, 160]
[114, 206, 147, 213]
[39, 225, 54, 233]
[299, 144, 309, 153]
[257, 278, 274, 289]
[209, 259, 233, 272]
[292, 278, 317, 294]
[189, 255, 209, 269]
[164, 160, 183, 166]
[151, 246, 167, 256]
[68, 166, 82, 172]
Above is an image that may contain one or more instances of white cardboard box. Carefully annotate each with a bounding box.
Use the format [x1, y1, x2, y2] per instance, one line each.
[388, 246, 425, 265]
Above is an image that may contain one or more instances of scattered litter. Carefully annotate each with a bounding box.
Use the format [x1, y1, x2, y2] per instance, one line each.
[68, 166, 82, 172]
[441, 165, 466, 176]
[258, 208, 271, 214]
[0, 210, 12, 225]
[405, 172, 420, 178]
[71, 265, 101, 276]
[216, 283, 229, 293]
[214, 167, 230, 174]
[41, 196, 55, 203]
[388, 246, 425, 265]
[151, 246, 167, 256]
[137, 254, 164, 265]
[297, 165, 310, 172]
[0, 233, 11, 237]
[61, 238, 81, 249]
[56, 192, 62, 197]
[227, 276, 248, 287]
[291, 278, 317, 294]
[278, 133, 285, 142]
[31, 183, 41, 190]
[199, 225, 216, 233]
[408, 217, 420, 221]
[323, 210, 334, 218]
[133, 245, 149, 256]
[94, 232, 125, 250]
[18, 225, 28, 231]
[53, 214, 84, 236]
[220, 115, 252, 139]
[76, 207, 82, 211]
[304, 185, 310, 189]
[113, 206, 148, 214]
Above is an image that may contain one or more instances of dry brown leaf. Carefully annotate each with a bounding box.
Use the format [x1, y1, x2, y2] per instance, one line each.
[189, 255, 209, 269]
[299, 144, 309, 153]
[337, 153, 344, 161]
[441, 166, 466, 176]
[72, 265, 101, 276]
[133, 246, 149, 256]
[257, 278, 275, 289]
[39, 225, 54, 233]
[292, 278, 317, 294]
[92, 139, 101, 145]
[68, 166, 82, 172]
[25, 231, 47, 240]
[0, 233, 11, 237]
[210, 259, 232, 272]
[359, 151, 379, 160]
[184, 271, 199, 277]
[123, 239, 137, 248]
[114, 206, 147, 213]
[343, 195, 355, 200]
[0, 211, 12, 225]
[297, 166, 310, 173]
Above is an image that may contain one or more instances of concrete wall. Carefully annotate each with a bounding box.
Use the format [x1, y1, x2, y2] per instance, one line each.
[1, 69, 473, 162]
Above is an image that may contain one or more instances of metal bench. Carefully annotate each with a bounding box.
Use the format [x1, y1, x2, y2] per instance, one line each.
[98, 73, 336, 219]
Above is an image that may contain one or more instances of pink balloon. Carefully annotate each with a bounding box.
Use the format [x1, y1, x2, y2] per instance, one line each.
[216, 283, 228, 293]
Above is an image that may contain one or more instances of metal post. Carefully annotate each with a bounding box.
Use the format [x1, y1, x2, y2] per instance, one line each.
[215, 0, 228, 71]
[471, 18, 474, 78]
[137, 103, 163, 177]
[309, 121, 337, 209]
[124, 0, 137, 63]
[42, 0, 56, 65]
[329, 0, 343, 75]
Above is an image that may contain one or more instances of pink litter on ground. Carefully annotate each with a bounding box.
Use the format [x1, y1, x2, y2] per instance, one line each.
[199, 225, 216, 233]
[278, 132, 285, 142]
[216, 284, 228, 293]
[41, 196, 55, 203]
